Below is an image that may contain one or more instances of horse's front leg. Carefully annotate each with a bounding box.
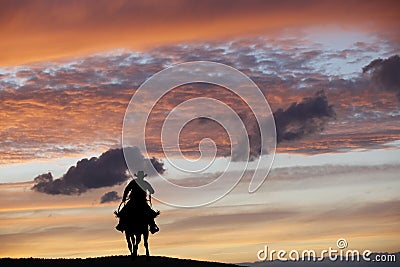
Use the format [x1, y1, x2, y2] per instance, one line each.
[131, 234, 137, 257]
[144, 230, 150, 260]
[130, 232, 137, 260]
[135, 233, 141, 256]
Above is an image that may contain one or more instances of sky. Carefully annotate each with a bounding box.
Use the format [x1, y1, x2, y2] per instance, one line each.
[0, 0, 400, 263]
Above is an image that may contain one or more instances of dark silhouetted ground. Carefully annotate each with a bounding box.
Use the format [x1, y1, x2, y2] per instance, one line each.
[0, 255, 243, 267]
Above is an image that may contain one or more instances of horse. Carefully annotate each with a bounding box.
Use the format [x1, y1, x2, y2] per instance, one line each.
[124, 210, 150, 260]
[115, 200, 158, 260]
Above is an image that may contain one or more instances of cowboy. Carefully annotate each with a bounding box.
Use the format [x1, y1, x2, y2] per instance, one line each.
[116, 171, 159, 234]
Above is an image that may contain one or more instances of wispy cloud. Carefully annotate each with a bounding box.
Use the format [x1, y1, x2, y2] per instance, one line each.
[1, 163, 399, 260]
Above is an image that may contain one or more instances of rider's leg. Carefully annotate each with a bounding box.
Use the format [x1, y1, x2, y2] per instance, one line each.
[144, 205, 159, 234]
[116, 211, 127, 232]
[149, 218, 159, 234]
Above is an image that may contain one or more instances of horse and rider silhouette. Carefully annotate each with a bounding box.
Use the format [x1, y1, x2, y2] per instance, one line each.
[115, 171, 160, 259]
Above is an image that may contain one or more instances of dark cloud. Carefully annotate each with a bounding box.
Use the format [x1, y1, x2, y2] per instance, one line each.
[273, 90, 336, 143]
[231, 91, 336, 161]
[150, 156, 166, 174]
[363, 55, 400, 100]
[100, 191, 121, 204]
[31, 147, 165, 195]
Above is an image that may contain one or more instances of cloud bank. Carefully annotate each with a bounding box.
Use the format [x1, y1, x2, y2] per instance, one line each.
[32, 147, 164, 195]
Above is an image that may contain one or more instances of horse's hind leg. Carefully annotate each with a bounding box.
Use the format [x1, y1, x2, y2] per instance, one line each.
[125, 231, 132, 254]
[144, 231, 150, 260]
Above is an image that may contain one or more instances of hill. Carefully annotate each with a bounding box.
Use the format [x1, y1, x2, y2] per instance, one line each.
[0, 255, 244, 267]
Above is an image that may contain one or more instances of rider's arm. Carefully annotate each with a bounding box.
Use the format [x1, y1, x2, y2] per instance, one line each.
[122, 181, 132, 201]
[145, 181, 155, 195]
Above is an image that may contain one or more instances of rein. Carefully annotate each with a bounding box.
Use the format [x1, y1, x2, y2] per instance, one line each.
[115, 200, 126, 217]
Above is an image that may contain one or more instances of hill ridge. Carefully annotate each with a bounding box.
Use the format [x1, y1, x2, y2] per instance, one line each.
[0, 255, 243, 267]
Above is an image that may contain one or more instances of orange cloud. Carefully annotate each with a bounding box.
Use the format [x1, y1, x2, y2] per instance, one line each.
[1, 0, 399, 66]
[1, 39, 399, 164]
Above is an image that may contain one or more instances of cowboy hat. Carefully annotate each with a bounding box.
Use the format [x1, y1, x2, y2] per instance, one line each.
[134, 170, 147, 178]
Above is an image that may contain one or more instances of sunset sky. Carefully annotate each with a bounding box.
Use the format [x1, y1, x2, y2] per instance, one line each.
[1, 0, 400, 263]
